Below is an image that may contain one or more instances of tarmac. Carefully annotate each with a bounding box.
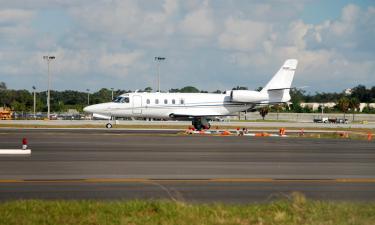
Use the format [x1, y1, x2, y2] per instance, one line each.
[0, 128, 374, 202]
[1, 119, 375, 129]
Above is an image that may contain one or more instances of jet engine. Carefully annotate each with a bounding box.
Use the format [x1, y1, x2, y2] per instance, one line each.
[230, 90, 268, 102]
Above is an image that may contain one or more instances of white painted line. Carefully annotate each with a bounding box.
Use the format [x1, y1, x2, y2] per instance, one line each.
[0, 149, 31, 155]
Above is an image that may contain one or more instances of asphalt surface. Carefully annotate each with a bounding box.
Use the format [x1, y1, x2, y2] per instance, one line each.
[0, 128, 374, 202]
[1, 119, 375, 129]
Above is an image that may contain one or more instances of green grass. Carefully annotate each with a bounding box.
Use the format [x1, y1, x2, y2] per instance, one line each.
[290, 131, 373, 141]
[1, 193, 374, 225]
[231, 119, 293, 122]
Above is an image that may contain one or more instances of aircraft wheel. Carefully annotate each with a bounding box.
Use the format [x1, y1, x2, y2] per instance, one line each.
[106, 123, 113, 129]
[194, 124, 202, 131]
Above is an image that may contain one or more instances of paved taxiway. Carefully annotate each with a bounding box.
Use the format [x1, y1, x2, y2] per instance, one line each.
[0, 128, 374, 202]
[1, 119, 375, 129]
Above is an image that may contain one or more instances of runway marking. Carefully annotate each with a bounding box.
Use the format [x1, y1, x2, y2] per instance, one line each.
[86, 178, 149, 183]
[1, 178, 375, 183]
[0, 180, 22, 183]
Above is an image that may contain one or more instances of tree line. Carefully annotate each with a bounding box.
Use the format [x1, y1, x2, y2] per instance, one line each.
[0, 82, 375, 113]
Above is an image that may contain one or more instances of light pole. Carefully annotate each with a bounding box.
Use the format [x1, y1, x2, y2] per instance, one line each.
[32, 86, 36, 119]
[111, 88, 114, 100]
[154, 57, 166, 92]
[43, 55, 55, 119]
[86, 89, 90, 105]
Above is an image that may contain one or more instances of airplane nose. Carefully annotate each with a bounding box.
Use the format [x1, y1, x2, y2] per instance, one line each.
[83, 103, 110, 114]
[83, 105, 95, 113]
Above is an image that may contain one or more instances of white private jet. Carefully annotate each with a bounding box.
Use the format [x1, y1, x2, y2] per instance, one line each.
[84, 59, 298, 129]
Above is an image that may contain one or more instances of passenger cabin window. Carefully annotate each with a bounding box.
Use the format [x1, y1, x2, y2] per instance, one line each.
[180, 99, 185, 104]
[172, 99, 175, 104]
[155, 99, 159, 104]
[146, 99, 150, 104]
[164, 99, 168, 104]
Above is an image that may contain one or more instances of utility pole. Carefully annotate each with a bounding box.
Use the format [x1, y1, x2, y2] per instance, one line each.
[154, 57, 166, 92]
[111, 88, 114, 100]
[43, 55, 55, 119]
[86, 89, 90, 105]
[32, 86, 36, 119]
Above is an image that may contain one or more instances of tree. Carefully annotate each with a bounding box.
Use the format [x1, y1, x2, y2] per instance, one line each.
[258, 107, 269, 120]
[144, 87, 152, 92]
[349, 97, 360, 121]
[11, 101, 26, 112]
[0, 82, 6, 90]
[370, 86, 375, 102]
[179, 86, 199, 93]
[362, 104, 375, 114]
[271, 104, 282, 120]
[351, 85, 371, 102]
[232, 86, 248, 90]
[290, 88, 305, 113]
[337, 97, 350, 119]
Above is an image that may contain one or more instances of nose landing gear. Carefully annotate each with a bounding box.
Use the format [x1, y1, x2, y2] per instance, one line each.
[106, 116, 114, 129]
[192, 117, 211, 131]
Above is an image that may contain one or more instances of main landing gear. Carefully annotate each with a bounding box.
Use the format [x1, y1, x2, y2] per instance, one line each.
[192, 117, 211, 131]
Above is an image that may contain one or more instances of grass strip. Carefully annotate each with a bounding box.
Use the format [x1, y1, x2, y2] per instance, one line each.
[0, 193, 374, 225]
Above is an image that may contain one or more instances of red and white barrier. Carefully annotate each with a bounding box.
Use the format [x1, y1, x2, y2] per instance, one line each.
[0, 138, 31, 155]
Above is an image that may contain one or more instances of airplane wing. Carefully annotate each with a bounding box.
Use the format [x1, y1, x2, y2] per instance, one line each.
[169, 109, 234, 118]
[93, 113, 111, 120]
[170, 113, 225, 118]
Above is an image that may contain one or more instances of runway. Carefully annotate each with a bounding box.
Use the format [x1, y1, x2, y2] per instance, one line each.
[1, 119, 375, 129]
[0, 128, 374, 202]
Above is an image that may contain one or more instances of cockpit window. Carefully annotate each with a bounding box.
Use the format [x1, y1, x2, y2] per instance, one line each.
[113, 96, 130, 103]
[113, 96, 122, 103]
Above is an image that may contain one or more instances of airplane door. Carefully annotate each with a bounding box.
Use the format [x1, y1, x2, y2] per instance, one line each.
[132, 95, 142, 114]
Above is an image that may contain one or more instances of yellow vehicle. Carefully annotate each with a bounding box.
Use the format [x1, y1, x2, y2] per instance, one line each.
[0, 107, 13, 120]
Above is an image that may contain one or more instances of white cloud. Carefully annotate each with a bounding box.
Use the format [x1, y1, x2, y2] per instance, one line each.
[222, 3, 375, 91]
[98, 51, 145, 77]
[68, 0, 178, 47]
[0, 9, 35, 40]
[0, 9, 34, 23]
[0, 1, 374, 92]
[179, 0, 215, 37]
[218, 17, 271, 51]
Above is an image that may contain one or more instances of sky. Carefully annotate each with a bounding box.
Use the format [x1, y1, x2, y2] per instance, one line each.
[0, 0, 374, 93]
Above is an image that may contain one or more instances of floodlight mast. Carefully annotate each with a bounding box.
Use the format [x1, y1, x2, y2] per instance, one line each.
[86, 89, 90, 105]
[43, 55, 55, 119]
[32, 86, 36, 119]
[154, 57, 166, 92]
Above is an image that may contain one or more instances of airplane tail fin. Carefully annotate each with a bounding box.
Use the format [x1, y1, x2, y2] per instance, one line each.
[260, 59, 298, 103]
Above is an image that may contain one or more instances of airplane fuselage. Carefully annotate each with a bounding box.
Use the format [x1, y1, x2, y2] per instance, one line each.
[84, 59, 298, 129]
[85, 92, 257, 120]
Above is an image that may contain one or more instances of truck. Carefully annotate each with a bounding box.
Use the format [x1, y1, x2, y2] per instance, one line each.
[0, 107, 13, 120]
[313, 116, 329, 123]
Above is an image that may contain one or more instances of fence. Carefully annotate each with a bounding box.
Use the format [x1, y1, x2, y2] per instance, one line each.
[236, 112, 375, 122]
